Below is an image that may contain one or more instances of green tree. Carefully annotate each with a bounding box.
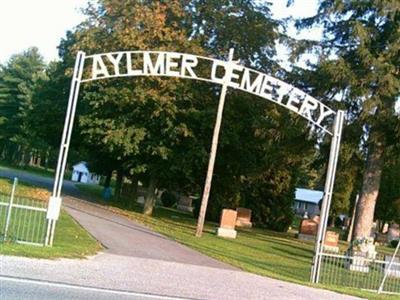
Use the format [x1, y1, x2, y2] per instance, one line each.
[375, 152, 400, 226]
[55, 0, 317, 228]
[292, 0, 400, 239]
[0, 47, 46, 164]
[185, 0, 316, 228]
[60, 0, 203, 215]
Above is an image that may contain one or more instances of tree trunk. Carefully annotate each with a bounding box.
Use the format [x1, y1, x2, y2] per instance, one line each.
[101, 171, 113, 200]
[353, 137, 384, 240]
[329, 214, 336, 227]
[103, 172, 112, 188]
[128, 176, 138, 209]
[44, 149, 49, 170]
[143, 175, 157, 216]
[115, 169, 123, 200]
[29, 151, 34, 166]
[18, 147, 26, 166]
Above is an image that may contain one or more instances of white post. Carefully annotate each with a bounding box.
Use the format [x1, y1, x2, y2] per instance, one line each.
[311, 110, 345, 283]
[195, 48, 235, 237]
[45, 51, 86, 246]
[378, 240, 400, 293]
[3, 177, 18, 240]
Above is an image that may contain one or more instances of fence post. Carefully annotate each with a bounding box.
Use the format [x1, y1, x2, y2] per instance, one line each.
[3, 177, 18, 241]
[45, 51, 86, 246]
[378, 239, 400, 293]
[311, 110, 345, 283]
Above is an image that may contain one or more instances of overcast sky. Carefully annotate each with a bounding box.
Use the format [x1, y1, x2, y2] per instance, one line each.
[0, 0, 87, 64]
[0, 0, 322, 64]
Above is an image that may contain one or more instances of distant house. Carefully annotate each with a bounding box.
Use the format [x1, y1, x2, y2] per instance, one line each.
[293, 188, 323, 218]
[71, 162, 101, 184]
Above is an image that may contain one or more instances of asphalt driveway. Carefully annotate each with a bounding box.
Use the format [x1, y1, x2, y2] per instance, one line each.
[0, 166, 233, 269]
[0, 167, 363, 299]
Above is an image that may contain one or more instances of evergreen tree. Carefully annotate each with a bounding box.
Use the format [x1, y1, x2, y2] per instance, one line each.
[375, 151, 400, 226]
[0, 47, 46, 164]
[292, 0, 400, 239]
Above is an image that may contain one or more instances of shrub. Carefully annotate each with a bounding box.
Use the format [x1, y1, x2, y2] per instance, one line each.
[161, 191, 177, 208]
[390, 239, 399, 248]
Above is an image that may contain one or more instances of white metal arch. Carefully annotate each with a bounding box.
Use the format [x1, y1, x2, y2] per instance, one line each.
[45, 49, 344, 284]
[81, 50, 336, 134]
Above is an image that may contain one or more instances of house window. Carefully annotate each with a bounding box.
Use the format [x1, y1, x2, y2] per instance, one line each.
[304, 203, 308, 210]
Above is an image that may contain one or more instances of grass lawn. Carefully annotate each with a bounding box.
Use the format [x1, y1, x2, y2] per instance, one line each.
[76, 183, 399, 300]
[0, 177, 102, 259]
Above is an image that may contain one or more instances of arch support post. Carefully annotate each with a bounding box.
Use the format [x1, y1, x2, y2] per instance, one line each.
[195, 49, 235, 237]
[44, 51, 86, 246]
[311, 110, 345, 283]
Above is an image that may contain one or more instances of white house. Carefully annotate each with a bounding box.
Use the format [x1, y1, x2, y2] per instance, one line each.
[293, 188, 323, 218]
[71, 162, 101, 184]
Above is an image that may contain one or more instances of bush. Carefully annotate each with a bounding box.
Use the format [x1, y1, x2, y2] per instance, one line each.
[390, 239, 399, 248]
[161, 191, 177, 208]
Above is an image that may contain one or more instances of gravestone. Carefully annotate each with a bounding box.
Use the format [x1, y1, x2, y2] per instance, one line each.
[375, 232, 387, 245]
[235, 207, 252, 228]
[348, 252, 370, 273]
[137, 196, 145, 204]
[324, 231, 339, 253]
[382, 223, 389, 233]
[217, 209, 237, 239]
[298, 217, 319, 241]
[177, 195, 193, 212]
[348, 240, 376, 273]
[384, 255, 400, 278]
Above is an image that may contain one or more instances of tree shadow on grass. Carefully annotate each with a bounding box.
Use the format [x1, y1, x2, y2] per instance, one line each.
[187, 242, 311, 283]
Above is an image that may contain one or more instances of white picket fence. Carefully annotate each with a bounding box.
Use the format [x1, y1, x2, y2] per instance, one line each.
[0, 178, 48, 246]
[319, 251, 400, 295]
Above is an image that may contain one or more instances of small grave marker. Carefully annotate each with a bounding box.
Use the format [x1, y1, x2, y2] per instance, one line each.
[384, 255, 400, 278]
[235, 207, 252, 228]
[324, 231, 339, 253]
[217, 209, 237, 239]
[298, 217, 319, 241]
[177, 195, 193, 212]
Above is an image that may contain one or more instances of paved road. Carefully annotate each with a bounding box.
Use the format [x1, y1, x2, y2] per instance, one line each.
[0, 254, 362, 300]
[0, 166, 81, 197]
[0, 276, 179, 300]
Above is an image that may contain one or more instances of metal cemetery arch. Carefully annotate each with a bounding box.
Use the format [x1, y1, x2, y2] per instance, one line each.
[46, 49, 344, 283]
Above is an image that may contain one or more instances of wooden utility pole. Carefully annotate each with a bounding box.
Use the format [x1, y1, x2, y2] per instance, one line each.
[195, 49, 234, 237]
[347, 194, 359, 243]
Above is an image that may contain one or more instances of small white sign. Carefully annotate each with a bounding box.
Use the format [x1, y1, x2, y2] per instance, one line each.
[46, 196, 62, 220]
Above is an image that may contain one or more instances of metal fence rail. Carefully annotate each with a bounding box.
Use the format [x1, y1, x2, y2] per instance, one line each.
[319, 251, 400, 295]
[0, 190, 48, 246]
